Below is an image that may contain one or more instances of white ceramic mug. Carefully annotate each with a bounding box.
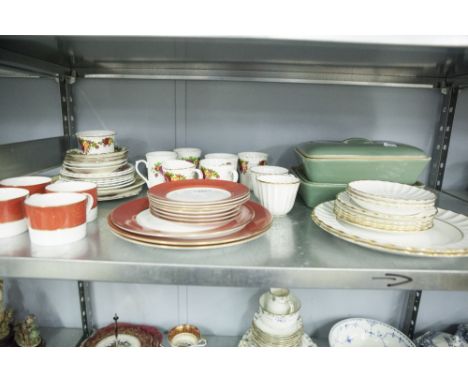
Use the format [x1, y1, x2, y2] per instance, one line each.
[135, 151, 178, 187]
[0, 187, 30, 238]
[204, 153, 238, 170]
[46, 181, 98, 222]
[199, 159, 239, 182]
[157, 160, 203, 182]
[24, 193, 93, 246]
[237, 152, 268, 189]
[174, 147, 202, 167]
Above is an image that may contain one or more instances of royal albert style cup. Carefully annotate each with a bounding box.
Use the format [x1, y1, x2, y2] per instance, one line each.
[25, 192, 93, 246]
[237, 152, 268, 189]
[156, 160, 204, 182]
[199, 158, 239, 182]
[174, 147, 202, 167]
[46, 181, 98, 222]
[135, 151, 178, 187]
[0, 187, 30, 238]
[76, 130, 115, 155]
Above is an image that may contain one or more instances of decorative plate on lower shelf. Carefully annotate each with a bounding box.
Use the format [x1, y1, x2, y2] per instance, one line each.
[312, 201, 468, 257]
[238, 328, 317, 347]
[80, 323, 163, 347]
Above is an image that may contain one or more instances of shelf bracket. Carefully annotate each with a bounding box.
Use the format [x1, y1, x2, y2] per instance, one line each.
[401, 290, 422, 340]
[428, 86, 459, 190]
[59, 73, 77, 151]
[77, 281, 94, 343]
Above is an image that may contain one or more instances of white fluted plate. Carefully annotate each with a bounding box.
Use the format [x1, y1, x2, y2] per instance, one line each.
[238, 328, 317, 347]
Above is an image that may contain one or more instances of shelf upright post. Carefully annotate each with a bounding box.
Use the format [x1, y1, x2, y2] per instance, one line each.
[401, 86, 460, 340]
[77, 281, 94, 343]
[59, 73, 77, 151]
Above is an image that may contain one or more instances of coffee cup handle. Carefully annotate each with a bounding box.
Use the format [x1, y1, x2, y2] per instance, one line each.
[193, 169, 204, 180]
[135, 159, 149, 185]
[230, 170, 239, 182]
[84, 193, 94, 215]
[196, 338, 207, 347]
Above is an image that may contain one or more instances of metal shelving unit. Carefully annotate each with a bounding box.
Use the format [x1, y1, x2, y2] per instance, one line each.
[0, 190, 467, 291]
[1, 36, 468, 345]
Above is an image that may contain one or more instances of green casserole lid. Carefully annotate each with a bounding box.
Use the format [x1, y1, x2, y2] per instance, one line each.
[296, 138, 429, 159]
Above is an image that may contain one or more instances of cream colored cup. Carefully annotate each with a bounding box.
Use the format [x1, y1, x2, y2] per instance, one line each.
[135, 151, 178, 187]
[250, 165, 289, 198]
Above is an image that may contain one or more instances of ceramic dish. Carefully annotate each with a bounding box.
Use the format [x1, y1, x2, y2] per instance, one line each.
[60, 163, 134, 180]
[110, 198, 254, 239]
[239, 328, 317, 347]
[312, 201, 468, 257]
[148, 179, 249, 205]
[98, 189, 142, 201]
[329, 318, 415, 347]
[107, 200, 272, 249]
[336, 191, 437, 221]
[291, 166, 346, 208]
[295, 138, 430, 184]
[65, 146, 128, 162]
[81, 322, 162, 347]
[97, 177, 145, 196]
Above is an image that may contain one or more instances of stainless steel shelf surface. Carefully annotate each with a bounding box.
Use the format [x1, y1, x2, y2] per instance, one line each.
[1, 191, 468, 291]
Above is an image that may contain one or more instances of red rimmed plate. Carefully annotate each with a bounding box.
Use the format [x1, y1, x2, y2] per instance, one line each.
[80, 322, 163, 347]
[148, 179, 249, 206]
[110, 197, 255, 239]
[107, 200, 272, 248]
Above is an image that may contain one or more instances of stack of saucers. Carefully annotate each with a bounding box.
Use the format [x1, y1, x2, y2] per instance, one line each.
[334, 180, 437, 232]
[148, 179, 250, 224]
[60, 147, 144, 201]
[240, 288, 317, 347]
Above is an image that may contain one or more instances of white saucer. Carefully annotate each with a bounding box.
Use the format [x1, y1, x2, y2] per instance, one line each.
[238, 328, 317, 347]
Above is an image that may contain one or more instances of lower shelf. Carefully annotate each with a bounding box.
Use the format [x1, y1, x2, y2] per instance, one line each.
[39, 327, 327, 347]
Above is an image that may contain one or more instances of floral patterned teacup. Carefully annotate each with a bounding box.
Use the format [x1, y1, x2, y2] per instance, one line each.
[157, 160, 204, 182]
[200, 159, 239, 182]
[174, 147, 202, 167]
[76, 130, 115, 155]
[237, 152, 268, 189]
[204, 153, 238, 170]
[135, 151, 178, 187]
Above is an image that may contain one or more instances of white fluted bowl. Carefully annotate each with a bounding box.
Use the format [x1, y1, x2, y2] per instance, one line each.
[257, 175, 300, 216]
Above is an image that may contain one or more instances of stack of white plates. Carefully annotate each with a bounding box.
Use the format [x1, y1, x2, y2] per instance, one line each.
[335, 180, 437, 232]
[148, 179, 250, 225]
[59, 147, 144, 201]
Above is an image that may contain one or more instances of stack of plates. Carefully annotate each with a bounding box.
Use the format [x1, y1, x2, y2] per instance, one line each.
[335, 180, 437, 232]
[251, 318, 304, 347]
[312, 180, 468, 257]
[59, 147, 144, 201]
[148, 180, 250, 224]
[108, 179, 272, 249]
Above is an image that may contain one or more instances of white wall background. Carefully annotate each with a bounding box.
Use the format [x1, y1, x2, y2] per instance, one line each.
[1, 77, 468, 341]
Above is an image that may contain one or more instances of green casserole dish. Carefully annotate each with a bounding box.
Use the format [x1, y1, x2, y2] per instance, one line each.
[291, 166, 346, 208]
[295, 138, 430, 184]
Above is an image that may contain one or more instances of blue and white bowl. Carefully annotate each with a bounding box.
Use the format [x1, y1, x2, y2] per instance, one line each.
[329, 318, 415, 347]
